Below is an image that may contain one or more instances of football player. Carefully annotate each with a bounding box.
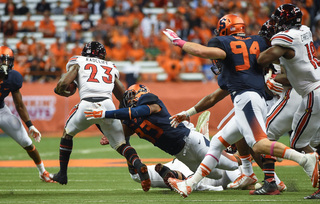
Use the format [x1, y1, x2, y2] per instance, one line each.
[258, 4, 320, 199]
[53, 41, 151, 192]
[84, 84, 242, 184]
[0, 46, 55, 183]
[163, 13, 318, 198]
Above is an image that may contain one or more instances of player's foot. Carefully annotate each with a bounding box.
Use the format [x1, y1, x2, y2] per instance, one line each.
[137, 163, 151, 192]
[302, 152, 319, 188]
[155, 163, 176, 189]
[227, 173, 258, 189]
[40, 171, 56, 183]
[100, 136, 109, 145]
[249, 178, 280, 195]
[52, 171, 68, 185]
[127, 162, 137, 175]
[304, 189, 320, 199]
[277, 181, 287, 192]
[168, 178, 193, 198]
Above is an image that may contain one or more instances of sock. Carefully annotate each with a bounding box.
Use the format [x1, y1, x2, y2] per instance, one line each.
[263, 162, 275, 180]
[59, 138, 73, 174]
[282, 148, 306, 165]
[274, 173, 281, 185]
[36, 161, 46, 174]
[239, 155, 253, 176]
[117, 144, 142, 169]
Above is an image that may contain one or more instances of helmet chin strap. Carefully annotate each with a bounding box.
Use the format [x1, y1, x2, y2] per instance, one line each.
[0, 65, 8, 75]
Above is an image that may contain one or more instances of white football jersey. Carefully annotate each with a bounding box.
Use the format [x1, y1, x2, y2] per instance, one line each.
[271, 25, 320, 96]
[66, 55, 119, 99]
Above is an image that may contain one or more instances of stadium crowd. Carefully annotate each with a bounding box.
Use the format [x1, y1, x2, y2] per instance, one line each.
[0, 0, 319, 83]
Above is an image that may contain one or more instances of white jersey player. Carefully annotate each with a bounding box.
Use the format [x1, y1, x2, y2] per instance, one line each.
[52, 41, 151, 192]
[258, 4, 320, 198]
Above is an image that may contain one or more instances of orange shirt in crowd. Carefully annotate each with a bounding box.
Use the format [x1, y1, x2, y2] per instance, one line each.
[162, 58, 182, 82]
[20, 20, 36, 32]
[128, 48, 145, 61]
[38, 19, 56, 37]
[182, 54, 202, 73]
[110, 44, 127, 61]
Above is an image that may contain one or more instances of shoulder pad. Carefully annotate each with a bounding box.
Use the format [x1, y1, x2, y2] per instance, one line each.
[137, 93, 158, 106]
[271, 32, 294, 48]
[8, 70, 23, 91]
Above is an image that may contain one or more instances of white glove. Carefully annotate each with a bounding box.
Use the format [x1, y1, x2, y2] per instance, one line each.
[29, 126, 41, 142]
[266, 78, 284, 95]
[169, 111, 190, 128]
[84, 103, 106, 120]
[163, 29, 186, 47]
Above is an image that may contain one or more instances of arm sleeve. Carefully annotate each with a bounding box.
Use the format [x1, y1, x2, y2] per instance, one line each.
[105, 105, 151, 120]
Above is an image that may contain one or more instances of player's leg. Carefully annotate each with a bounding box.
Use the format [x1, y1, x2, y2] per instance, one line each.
[0, 105, 55, 183]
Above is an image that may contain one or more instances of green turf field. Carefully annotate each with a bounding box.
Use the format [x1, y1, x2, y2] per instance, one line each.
[0, 135, 318, 203]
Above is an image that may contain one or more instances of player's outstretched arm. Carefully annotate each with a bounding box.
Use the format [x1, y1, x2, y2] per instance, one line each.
[12, 90, 41, 142]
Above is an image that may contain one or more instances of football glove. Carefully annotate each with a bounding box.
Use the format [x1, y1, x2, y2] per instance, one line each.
[169, 111, 190, 128]
[163, 29, 186, 48]
[29, 125, 41, 142]
[266, 78, 284, 95]
[84, 103, 106, 120]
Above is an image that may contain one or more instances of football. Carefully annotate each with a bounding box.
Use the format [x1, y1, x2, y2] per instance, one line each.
[65, 82, 77, 96]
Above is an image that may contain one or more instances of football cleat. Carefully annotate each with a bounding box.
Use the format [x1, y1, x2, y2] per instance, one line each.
[302, 152, 319, 188]
[40, 171, 56, 183]
[52, 171, 68, 185]
[304, 189, 320, 199]
[277, 181, 287, 192]
[155, 163, 186, 189]
[249, 178, 280, 195]
[168, 178, 193, 198]
[227, 173, 258, 189]
[100, 136, 110, 145]
[137, 163, 151, 192]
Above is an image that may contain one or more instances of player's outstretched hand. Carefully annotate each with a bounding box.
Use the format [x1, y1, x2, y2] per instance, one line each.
[29, 126, 41, 142]
[266, 78, 283, 95]
[169, 111, 190, 128]
[163, 29, 186, 48]
[84, 103, 106, 120]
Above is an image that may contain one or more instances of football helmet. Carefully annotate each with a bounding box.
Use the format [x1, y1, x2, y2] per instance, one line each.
[271, 4, 302, 33]
[0, 46, 14, 75]
[214, 14, 245, 36]
[81, 41, 106, 60]
[259, 19, 276, 41]
[123, 84, 150, 108]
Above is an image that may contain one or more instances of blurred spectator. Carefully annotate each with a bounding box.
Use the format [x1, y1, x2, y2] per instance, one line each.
[144, 38, 161, 61]
[178, 20, 194, 41]
[88, 0, 106, 15]
[29, 37, 47, 58]
[77, 0, 90, 14]
[110, 42, 126, 61]
[111, 27, 129, 48]
[44, 52, 62, 82]
[128, 41, 145, 61]
[19, 12, 36, 32]
[196, 21, 213, 44]
[60, 16, 82, 43]
[13, 52, 28, 77]
[79, 12, 94, 32]
[122, 57, 141, 88]
[64, 2, 76, 16]
[5, 0, 16, 15]
[16, 36, 30, 59]
[0, 16, 3, 32]
[3, 13, 18, 38]
[36, 0, 51, 15]
[140, 13, 159, 38]
[93, 10, 115, 39]
[51, 0, 64, 15]
[201, 59, 216, 83]
[38, 11, 56, 38]
[49, 37, 69, 68]
[152, 0, 168, 7]
[27, 53, 46, 82]
[70, 40, 83, 56]
[162, 51, 182, 82]
[16, 0, 29, 15]
[181, 54, 202, 73]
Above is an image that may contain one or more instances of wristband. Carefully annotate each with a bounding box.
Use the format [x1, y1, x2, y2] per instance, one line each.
[186, 107, 197, 117]
[174, 39, 186, 48]
[25, 120, 33, 128]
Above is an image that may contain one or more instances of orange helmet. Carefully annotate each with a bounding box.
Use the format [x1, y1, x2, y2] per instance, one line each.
[0, 46, 14, 75]
[214, 14, 245, 36]
[123, 84, 150, 107]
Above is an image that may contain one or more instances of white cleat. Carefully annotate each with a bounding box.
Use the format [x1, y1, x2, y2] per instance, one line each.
[168, 178, 193, 198]
[40, 171, 56, 183]
[227, 173, 258, 189]
[302, 152, 319, 188]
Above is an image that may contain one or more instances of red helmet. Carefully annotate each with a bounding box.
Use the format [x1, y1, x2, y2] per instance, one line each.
[272, 4, 302, 33]
[0, 46, 14, 75]
[214, 14, 245, 36]
[123, 84, 150, 107]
